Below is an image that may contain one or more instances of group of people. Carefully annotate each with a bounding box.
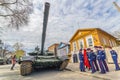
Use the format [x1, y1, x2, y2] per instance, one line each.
[78, 46, 120, 74]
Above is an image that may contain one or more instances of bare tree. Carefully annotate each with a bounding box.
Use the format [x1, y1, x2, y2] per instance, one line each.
[13, 42, 23, 51]
[0, 42, 9, 58]
[0, 0, 33, 29]
[2, 44, 9, 58]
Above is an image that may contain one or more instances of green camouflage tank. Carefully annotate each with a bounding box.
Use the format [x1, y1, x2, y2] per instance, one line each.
[19, 2, 69, 76]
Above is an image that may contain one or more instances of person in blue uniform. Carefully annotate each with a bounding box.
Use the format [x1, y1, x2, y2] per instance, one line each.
[87, 48, 96, 73]
[96, 46, 106, 74]
[91, 50, 99, 71]
[108, 47, 120, 71]
[78, 49, 85, 72]
[99, 46, 109, 72]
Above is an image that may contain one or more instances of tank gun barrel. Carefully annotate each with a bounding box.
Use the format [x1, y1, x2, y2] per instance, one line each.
[41, 2, 50, 55]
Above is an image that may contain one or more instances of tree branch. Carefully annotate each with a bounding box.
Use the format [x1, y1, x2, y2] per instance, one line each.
[0, 0, 32, 29]
[0, 14, 13, 17]
[0, 0, 18, 5]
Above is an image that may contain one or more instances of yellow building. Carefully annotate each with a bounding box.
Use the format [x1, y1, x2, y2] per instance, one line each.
[69, 28, 119, 63]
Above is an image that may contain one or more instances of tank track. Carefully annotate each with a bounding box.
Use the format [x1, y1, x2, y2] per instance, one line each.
[20, 61, 32, 76]
[59, 59, 69, 71]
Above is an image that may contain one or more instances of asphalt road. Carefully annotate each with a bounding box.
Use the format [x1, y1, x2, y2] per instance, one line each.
[0, 64, 104, 80]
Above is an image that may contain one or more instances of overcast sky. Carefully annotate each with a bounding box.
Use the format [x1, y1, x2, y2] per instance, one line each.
[1, 0, 120, 51]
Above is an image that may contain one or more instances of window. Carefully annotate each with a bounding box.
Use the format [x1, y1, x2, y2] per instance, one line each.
[114, 41, 117, 46]
[109, 40, 112, 47]
[79, 39, 84, 49]
[73, 42, 77, 51]
[88, 38, 93, 47]
[111, 40, 114, 46]
[112, 40, 116, 46]
[86, 35, 94, 47]
[103, 38, 106, 45]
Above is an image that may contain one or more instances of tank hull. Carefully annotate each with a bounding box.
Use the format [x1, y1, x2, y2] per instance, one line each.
[19, 56, 69, 76]
[33, 59, 62, 69]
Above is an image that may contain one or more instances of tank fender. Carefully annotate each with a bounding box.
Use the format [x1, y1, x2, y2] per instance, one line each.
[19, 56, 35, 64]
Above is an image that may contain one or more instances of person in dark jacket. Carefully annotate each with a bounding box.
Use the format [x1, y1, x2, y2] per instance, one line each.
[100, 47, 109, 72]
[91, 50, 99, 71]
[96, 46, 106, 74]
[78, 49, 85, 72]
[87, 48, 96, 73]
[108, 47, 120, 71]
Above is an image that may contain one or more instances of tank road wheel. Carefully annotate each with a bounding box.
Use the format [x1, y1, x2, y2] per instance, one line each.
[59, 59, 69, 71]
[20, 61, 32, 76]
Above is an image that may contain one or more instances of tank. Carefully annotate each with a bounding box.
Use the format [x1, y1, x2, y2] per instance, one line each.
[19, 2, 69, 76]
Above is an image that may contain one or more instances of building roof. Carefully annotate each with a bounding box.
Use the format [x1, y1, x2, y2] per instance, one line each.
[48, 43, 59, 48]
[69, 28, 117, 42]
[57, 42, 70, 49]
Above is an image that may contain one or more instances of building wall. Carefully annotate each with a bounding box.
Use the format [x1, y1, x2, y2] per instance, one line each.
[57, 46, 70, 57]
[96, 29, 117, 47]
[48, 44, 59, 56]
[48, 45, 55, 53]
[70, 31, 91, 52]
[91, 29, 101, 46]
[70, 30, 98, 52]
